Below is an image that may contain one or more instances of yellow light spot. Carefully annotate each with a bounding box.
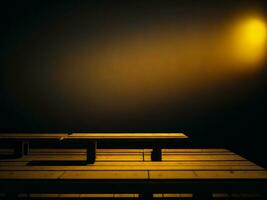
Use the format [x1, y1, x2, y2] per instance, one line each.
[232, 17, 267, 66]
[241, 18, 266, 45]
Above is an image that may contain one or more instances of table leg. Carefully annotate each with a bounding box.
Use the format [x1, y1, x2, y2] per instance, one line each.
[86, 141, 97, 164]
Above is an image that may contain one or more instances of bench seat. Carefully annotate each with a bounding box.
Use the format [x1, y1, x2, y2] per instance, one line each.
[0, 133, 68, 157]
[0, 133, 188, 163]
[65, 133, 188, 163]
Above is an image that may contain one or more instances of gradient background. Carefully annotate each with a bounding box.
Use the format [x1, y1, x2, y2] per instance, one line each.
[1, 0, 267, 166]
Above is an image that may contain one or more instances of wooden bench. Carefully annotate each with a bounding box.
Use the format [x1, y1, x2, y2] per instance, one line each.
[0, 133, 188, 164]
[63, 133, 188, 164]
[0, 148, 266, 199]
[0, 133, 68, 158]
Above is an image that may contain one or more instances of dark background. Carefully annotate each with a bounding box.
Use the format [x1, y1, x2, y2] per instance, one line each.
[1, 1, 267, 167]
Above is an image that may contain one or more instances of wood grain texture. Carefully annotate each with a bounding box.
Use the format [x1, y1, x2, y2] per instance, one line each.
[149, 170, 267, 179]
[0, 148, 266, 183]
[61, 170, 148, 179]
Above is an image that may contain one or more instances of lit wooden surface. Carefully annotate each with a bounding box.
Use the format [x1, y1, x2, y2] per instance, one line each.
[67, 133, 187, 139]
[0, 148, 266, 180]
[0, 148, 267, 199]
[0, 133, 187, 140]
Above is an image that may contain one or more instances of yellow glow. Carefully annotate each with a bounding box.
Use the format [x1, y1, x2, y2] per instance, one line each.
[6, 14, 267, 117]
[231, 17, 267, 65]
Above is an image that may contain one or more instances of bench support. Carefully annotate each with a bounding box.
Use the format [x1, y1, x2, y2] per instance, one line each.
[86, 141, 97, 164]
[23, 141, 29, 156]
[14, 141, 29, 158]
[151, 145, 162, 161]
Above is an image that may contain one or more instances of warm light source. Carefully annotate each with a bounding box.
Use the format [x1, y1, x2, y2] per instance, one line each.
[241, 18, 266, 46]
[231, 17, 267, 65]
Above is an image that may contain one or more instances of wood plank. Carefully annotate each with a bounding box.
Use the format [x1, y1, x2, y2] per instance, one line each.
[30, 149, 144, 153]
[0, 164, 262, 171]
[149, 170, 267, 179]
[144, 154, 246, 161]
[61, 170, 148, 179]
[0, 160, 256, 167]
[162, 194, 193, 197]
[80, 194, 114, 197]
[99, 149, 144, 153]
[83, 161, 257, 166]
[114, 194, 138, 197]
[212, 193, 261, 198]
[29, 152, 143, 156]
[195, 171, 267, 179]
[0, 155, 87, 161]
[68, 133, 187, 139]
[29, 194, 60, 198]
[145, 149, 231, 153]
[0, 171, 63, 179]
[28, 148, 230, 153]
[1, 153, 242, 161]
[29, 148, 230, 153]
[212, 193, 229, 198]
[153, 194, 163, 197]
[0, 151, 250, 158]
[146, 152, 236, 156]
[0, 154, 143, 161]
[30, 149, 87, 153]
[59, 194, 80, 197]
[97, 154, 143, 161]
[0, 133, 68, 139]
[0, 162, 26, 166]
[29, 151, 234, 156]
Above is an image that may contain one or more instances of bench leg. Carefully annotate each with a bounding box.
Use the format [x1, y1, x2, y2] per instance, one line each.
[23, 141, 29, 156]
[151, 146, 162, 161]
[86, 141, 97, 164]
[14, 141, 24, 158]
[14, 141, 29, 158]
